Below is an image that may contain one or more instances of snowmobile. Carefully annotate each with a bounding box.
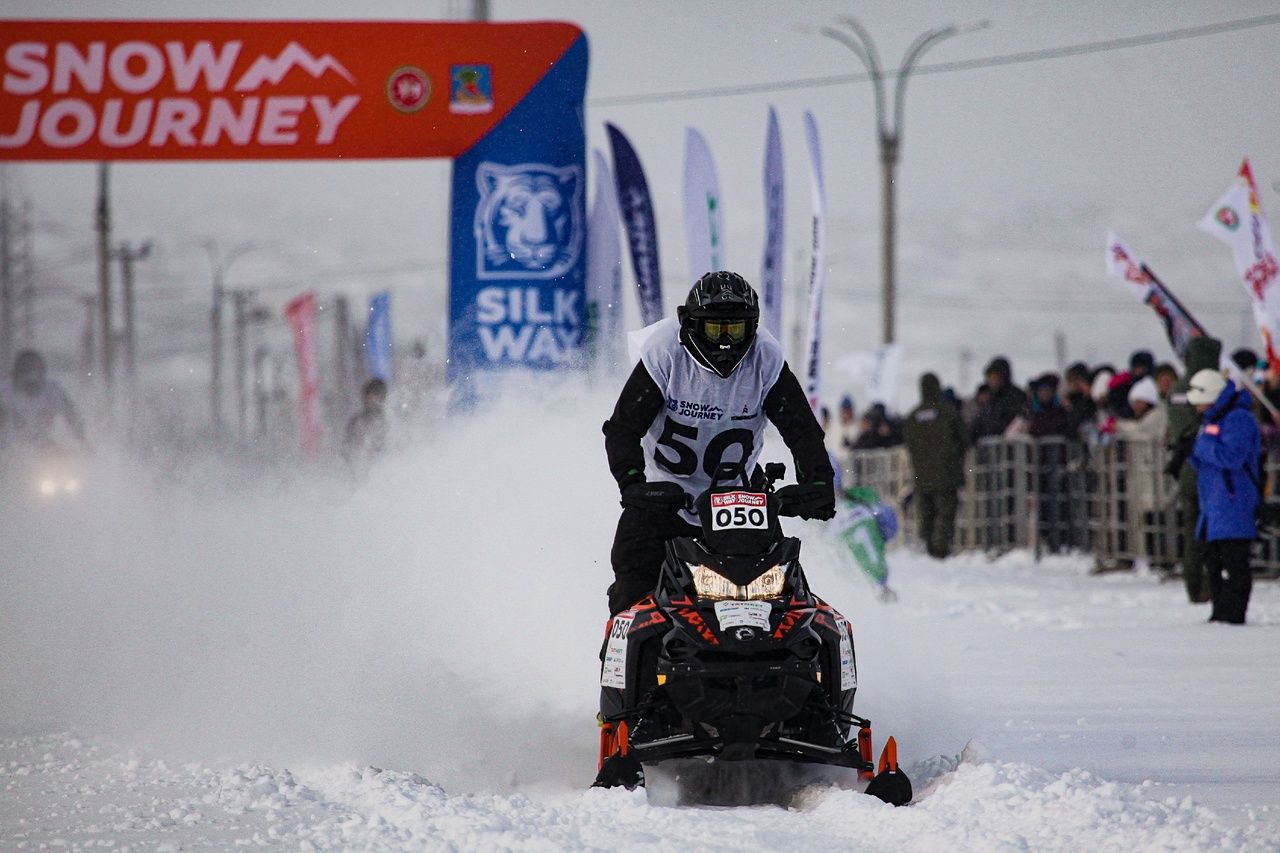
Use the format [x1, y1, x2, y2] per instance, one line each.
[594, 463, 912, 806]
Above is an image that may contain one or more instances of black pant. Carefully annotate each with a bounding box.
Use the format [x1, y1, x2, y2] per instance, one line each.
[1203, 538, 1253, 624]
[608, 506, 700, 615]
[917, 489, 959, 559]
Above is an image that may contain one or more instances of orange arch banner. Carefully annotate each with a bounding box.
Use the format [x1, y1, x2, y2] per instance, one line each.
[0, 20, 582, 160]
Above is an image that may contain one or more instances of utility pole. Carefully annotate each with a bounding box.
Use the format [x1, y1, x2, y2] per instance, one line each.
[822, 17, 988, 344]
[114, 240, 152, 398]
[17, 199, 33, 346]
[79, 295, 97, 378]
[96, 163, 114, 394]
[232, 288, 251, 443]
[0, 185, 11, 370]
[253, 344, 269, 439]
[205, 240, 254, 439]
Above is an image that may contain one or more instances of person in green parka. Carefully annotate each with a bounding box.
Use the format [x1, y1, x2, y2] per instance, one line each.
[904, 372, 968, 558]
[1166, 335, 1222, 603]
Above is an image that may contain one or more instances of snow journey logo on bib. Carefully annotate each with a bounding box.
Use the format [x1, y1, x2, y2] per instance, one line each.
[666, 397, 726, 421]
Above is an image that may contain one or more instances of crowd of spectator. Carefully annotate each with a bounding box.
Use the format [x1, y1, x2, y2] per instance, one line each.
[823, 340, 1275, 625]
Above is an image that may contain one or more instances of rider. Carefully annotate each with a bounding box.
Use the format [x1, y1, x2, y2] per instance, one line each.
[0, 350, 86, 450]
[601, 271, 836, 615]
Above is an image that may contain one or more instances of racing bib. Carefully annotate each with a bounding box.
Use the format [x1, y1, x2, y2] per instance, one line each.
[710, 491, 769, 530]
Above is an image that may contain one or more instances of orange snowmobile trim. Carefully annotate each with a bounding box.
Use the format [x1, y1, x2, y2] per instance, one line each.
[857, 726, 874, 780]
[878, 736, 899, 774]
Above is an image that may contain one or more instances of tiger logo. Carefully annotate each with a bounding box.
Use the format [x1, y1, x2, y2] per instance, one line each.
[474, 162, 583, 280]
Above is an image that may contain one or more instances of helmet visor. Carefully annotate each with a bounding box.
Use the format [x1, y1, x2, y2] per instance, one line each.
[702, 318, 749, 344]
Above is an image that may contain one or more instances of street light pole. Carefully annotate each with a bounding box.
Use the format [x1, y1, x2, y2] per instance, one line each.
[823, 17, 989, 344]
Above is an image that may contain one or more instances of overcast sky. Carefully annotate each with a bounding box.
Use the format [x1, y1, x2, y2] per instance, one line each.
[3, 0, 1279, 397]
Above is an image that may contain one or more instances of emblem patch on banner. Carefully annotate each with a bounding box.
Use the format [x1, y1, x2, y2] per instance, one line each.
[386, 66, 431, 113]
[1215, 206, 1241, 231]
[475, 162, 583, 280]
[450, 65, 494, 114]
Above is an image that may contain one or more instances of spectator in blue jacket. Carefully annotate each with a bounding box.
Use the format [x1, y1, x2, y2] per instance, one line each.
[1187, 369, 1261, 625]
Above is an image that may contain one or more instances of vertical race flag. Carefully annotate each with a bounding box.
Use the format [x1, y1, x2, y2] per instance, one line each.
[801, 110, 826, 411]
[605, 123, 663, 327]
[587, 148, 624, 370]
[683, 126, 725, 285]
[1104, 232, 1206, 362]
[761, 105, 785, 340]
[448, 32, 588, 396]
[365, 290, 392, 381]
[1199, 158, 1280, 369]
[285, 292, 320, 456]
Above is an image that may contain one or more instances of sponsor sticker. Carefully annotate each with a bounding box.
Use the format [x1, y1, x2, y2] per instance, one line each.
[600, 611, 634, 689]
[833, 614, 857, 691]
[714, 599, 771, 632]
[710, 491, 768, 531]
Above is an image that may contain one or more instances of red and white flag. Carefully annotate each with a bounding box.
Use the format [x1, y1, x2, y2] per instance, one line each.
[1199, 158, 1280, 367]
[285, 292, 321, 456]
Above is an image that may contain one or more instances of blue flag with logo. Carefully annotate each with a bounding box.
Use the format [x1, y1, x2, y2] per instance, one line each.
[448, 34, 589, 397]
[365, 290, 392, 381]
[605, 122, 663, 327]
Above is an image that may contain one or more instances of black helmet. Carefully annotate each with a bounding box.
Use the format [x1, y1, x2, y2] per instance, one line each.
[677, 271, 760, 378]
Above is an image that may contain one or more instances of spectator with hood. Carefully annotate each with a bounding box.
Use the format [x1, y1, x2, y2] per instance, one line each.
[1154, 363, 1178, 401]
[1186, 369, 1260, 624]
[851, 403, 903, 450]
[1027, 372, 1071, 439]
[903, 372, 967, 558]
[1115, 376, 1167, 441]
[1063, 361, 1096, 441]
[1165, 335, 1222, 604]
[970, 356, 1027, 441]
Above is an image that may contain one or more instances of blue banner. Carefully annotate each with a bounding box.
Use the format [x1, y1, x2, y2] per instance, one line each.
[761, 105, 785, 341]
[605, 122, 663, 327]
[365, 290, 392, 381]
[448, 34, 589, 391]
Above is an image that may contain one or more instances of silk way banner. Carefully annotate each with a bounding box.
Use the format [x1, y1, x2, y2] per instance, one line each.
[284, 292, 320, 456]
[761, 105, 785, 340]
[801, 111, 826, 410]
[364, 290, 392, 381]
[1104, 232, 1206, 362]
[447, 32, 587, 394]
[683, 126, 724, 285]
[587, 148, 624, 371]
[1199, 158, 1280, 368]
[605, 123, 663, 326]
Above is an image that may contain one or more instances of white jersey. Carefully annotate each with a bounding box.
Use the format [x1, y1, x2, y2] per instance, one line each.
[638, 318, 785, 523]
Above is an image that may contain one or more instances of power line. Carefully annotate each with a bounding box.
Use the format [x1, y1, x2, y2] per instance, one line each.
[590, 12, 1280, 107]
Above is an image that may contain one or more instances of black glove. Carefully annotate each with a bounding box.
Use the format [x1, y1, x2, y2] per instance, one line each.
[775, 481, 836, 521]
[620, 481, 691, 512]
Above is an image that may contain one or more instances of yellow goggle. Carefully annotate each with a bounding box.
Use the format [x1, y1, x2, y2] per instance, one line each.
[702, 319, 748, 343]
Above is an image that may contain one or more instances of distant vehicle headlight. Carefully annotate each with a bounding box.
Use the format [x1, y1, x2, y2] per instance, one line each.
[64, 478, 81, 494]
[689, 563, 789, 601]
[38, 477, 58, 497]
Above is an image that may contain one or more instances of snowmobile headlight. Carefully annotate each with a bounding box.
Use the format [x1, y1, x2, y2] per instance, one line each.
[37, 477, 58, 497]
[690, 565, 739, 601]
[744, 565, 787, 600]
[689, 563, 789, 600]
[64, 478, 81, 495]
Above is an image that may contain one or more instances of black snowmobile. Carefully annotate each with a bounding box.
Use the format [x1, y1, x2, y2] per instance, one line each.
[594, 463, 912, 806]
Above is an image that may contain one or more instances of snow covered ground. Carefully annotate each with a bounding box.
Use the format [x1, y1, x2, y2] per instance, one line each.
[3, 390, 1279, 850]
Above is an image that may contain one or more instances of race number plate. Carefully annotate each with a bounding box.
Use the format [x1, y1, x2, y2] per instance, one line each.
[600, 612, 634, 689]
[714, 600, 772, 631]
[833, 614, 857, 691]
[709, 491, 769, 531]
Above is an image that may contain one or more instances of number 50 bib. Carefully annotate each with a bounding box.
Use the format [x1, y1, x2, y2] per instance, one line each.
[637, 318, 785, 524]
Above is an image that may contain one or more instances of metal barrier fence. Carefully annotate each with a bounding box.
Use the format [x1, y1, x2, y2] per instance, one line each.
[844, 436, 1280, 574]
